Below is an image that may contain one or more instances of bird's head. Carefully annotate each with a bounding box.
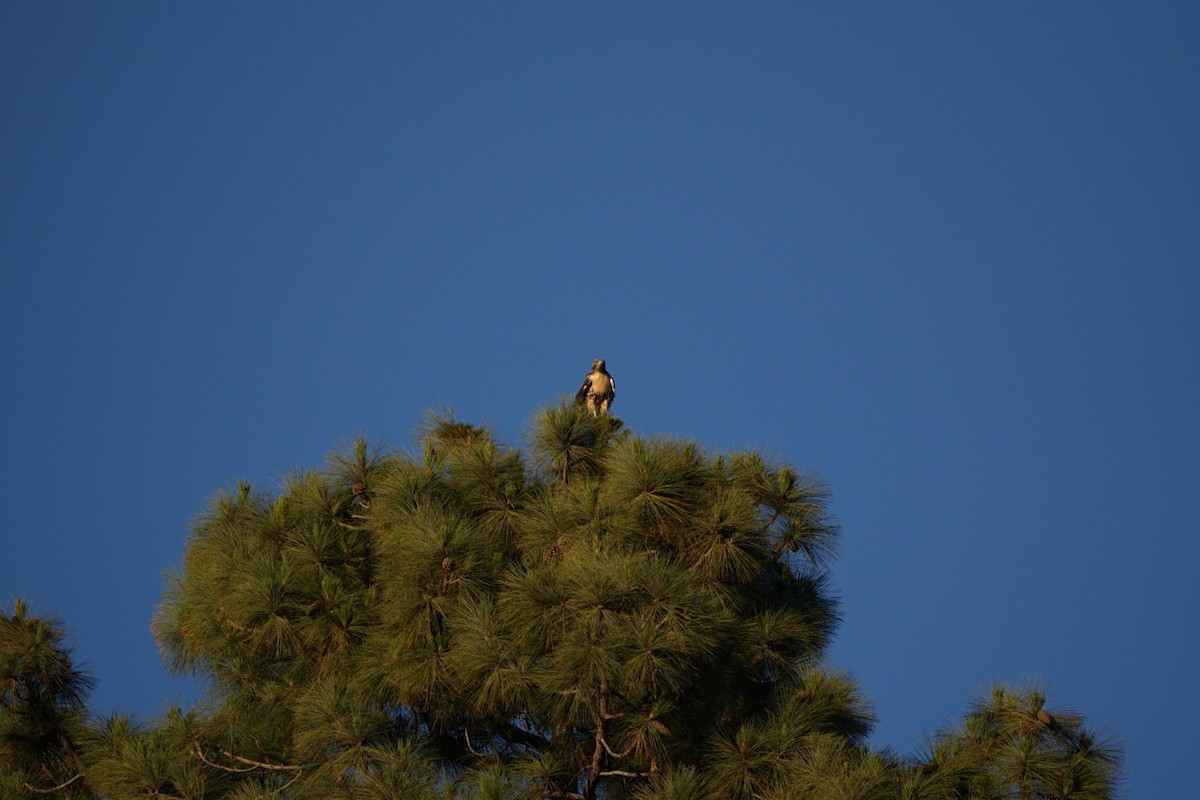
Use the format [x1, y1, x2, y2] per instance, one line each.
[593, 358, 606, 370]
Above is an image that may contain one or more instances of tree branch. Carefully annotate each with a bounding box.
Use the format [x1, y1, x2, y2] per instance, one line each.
[23, 773, 84, 794]
[599, 769, 653, 778]
[600, 736, 637, 759]
[193, 740, 303, 773]
[463, 726, 485, 756]
[499, 718, 552, 751]
[193, 742, 259, 773]
[225, 749, 304, 772]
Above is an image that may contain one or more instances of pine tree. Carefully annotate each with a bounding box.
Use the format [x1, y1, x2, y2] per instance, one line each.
[0, 599, 92, 798]
[1, 403, 1123, 799]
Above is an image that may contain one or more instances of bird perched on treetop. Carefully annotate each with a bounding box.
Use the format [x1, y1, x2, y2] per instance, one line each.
[575, 358, 615, 417]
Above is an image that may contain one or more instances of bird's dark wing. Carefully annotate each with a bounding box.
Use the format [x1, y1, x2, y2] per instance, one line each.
[575, 375, 592, 404]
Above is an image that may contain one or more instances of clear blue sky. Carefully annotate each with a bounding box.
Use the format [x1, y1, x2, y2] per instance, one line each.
[3, 3, 1196, 795]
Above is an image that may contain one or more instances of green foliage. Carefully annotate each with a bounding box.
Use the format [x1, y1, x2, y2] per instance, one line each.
[1, 404, 1124, 799]
[917, 685, 1125, 800]
[0, 599, 92, 798]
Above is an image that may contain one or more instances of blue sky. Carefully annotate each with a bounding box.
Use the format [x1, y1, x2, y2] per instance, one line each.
[2, 3, 1197, 795]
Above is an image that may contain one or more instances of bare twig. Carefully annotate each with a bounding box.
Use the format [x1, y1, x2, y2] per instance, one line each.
[23, 773, 84, 794]
[463, 726, 485, 756]
[194, 742, 258, 773]
[599, 769, 653, 778]
[193, 740, 302, 774]
[224, 749, 303, 772]
[600, 736, 636, 759]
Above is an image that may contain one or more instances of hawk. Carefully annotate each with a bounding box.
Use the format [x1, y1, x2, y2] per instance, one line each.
[575, 358, 615, 417]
